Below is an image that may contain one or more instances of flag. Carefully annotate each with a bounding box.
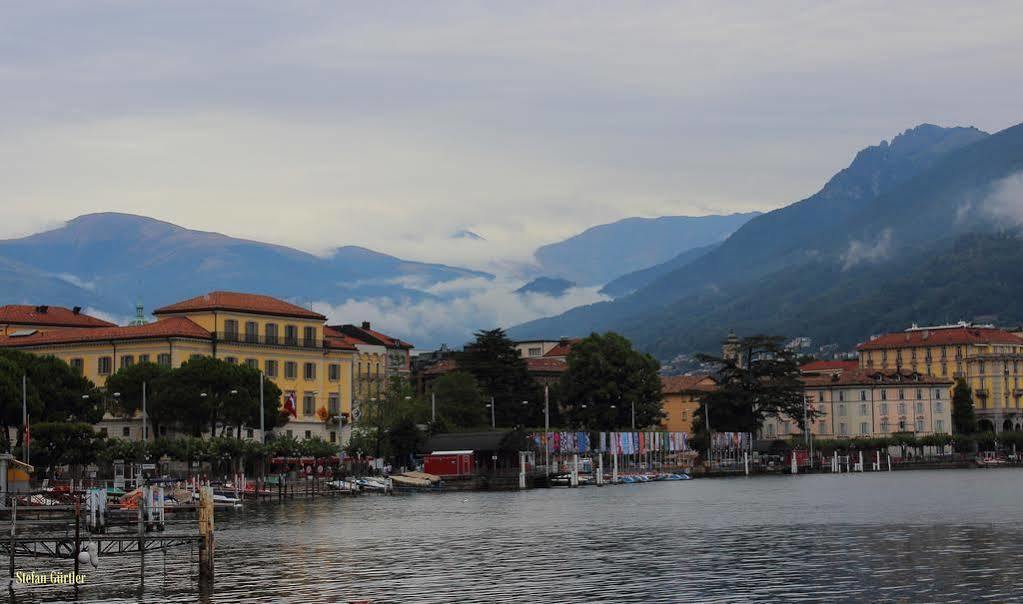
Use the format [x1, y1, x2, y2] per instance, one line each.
[284, 392, 298, 418]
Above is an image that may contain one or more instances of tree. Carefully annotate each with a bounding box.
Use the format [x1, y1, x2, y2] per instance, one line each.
[31, 422, 105, 478]
[694, 335, 810, 434]
[17, 353, 103, 423]
[106, 362, 173, 435]
[0, 355, 42, 453]
[951, 378, 977, 434]
[457, 329, 540, 427]
[430, 371, 486, 428]
[559, 332, 663, 430]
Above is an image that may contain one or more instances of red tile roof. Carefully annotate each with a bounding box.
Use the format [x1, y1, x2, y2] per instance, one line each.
[0, 317, 211, 347]
[800, 360, 859, 373]
[661, 375, 717, 393]
[0, 305, 115, 329]
[422, 358, 458, 375]
[329, 324, 413, 350]
[857, 327, 1023, 350]
[422, 357, 566, 375]
[322, 326, 359, 350]
[543, 339, 580, 358]
[153, 291, 326, 320]
[801, 368, 953, 387]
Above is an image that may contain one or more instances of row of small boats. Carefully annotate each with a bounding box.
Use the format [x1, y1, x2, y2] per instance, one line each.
[550, 472, 690, 486]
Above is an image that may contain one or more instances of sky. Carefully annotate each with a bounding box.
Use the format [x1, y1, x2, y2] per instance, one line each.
[2, 1, 1022, 274]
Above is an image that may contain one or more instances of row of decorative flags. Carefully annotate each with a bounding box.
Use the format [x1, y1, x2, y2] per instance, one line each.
[711, 432, 754, 452]
[529, 431, 691, 455]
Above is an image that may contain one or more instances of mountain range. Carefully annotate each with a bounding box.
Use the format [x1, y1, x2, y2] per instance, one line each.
[510, 122, 1023, 358]
[0, 213, 492, 320]
[532, 212, 759, 285]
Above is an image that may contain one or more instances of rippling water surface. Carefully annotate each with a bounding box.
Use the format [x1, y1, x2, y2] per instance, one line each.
[8, 469, 1023, 603]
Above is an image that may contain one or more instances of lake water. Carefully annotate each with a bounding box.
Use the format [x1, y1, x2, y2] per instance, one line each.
[8, 468, 1023, 603]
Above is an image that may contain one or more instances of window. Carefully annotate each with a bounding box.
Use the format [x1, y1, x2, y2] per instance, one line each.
[285, 325, 298, 345]
[935, 402, 943, 413]
[838, 404, 846, 416]
[915, 402, 924, 414]
[881, 390, 887, 401]
[70, 358, 84, 374]
[157, 353, 171, 368]
[899, 420, 907, 431]
[246, 428, 254, 439]
[285, 361, 297, 379]
[681, 411, 688, 421]
[304, 362, 316, 380]
[286, 429, 293, 437]
[839, 423, 848, 436]
[265, 360, 278, 378]
[303, 392, 315, 415]
[881, 420, 889, 432]
[98, 356, 113, 375]
[120, 355, 134, 369]
[265, 323, 279, 344]
[304, 430, 312, 440]
[860, 422, 869, 435]
[328, 393, 340, 415]
[245, 321, 258, 343]
[226, 427, 234, 438]
[528, 347, 542, 357]
[122, 426, 130, 437]
[99, 427, 108, 437]
[880, 402, 888, 415]
[224, 356, 238, 365]
[916, 419, 925, 432]
[819, 392, 825, 403]
[330, 431, 337, 443]
[936, 420, 945, 433]
[224, 319, 239, 341]
[898, 402, 906, 415]
[189, 354, 203, 361]
[860, 390, 867, 401]
[767, 424, 775, 436]
[899, 389, 905, 400]
[838, 391, 844, 402]
[329, 363, 340, 381]
[916, 389, 923, 400]
[860, 403, 868, 415]
[934, 389, 942, 400]
[138, 354, 150, 364]
[303, 326, 317, 347]
[245, 358, 258, 370]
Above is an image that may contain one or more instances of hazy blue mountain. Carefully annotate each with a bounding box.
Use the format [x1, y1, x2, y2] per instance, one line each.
[511, 122, 1018, 358]
[599, 243, 718, 298]
[515, 276, 576, 297]
[532, 212, 759, 285]
[0, 213, 491, 319]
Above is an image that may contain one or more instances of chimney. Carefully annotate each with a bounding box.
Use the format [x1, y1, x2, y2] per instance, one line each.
[35, 305, 48, 314]
[361, 321, 371, 330]
[72, 306, 81, 315]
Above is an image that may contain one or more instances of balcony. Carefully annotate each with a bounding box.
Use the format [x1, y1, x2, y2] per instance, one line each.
[215, 332, 324, 349]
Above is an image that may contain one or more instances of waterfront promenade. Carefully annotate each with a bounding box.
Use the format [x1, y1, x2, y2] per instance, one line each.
[8, 468, 1023, 603]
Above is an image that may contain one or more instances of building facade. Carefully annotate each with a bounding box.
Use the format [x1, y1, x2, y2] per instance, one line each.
[0, 292, 362, 444]
[761, 369, 954, 440]
[857, 323, 1023, 432]
[660, 375, 716, 433]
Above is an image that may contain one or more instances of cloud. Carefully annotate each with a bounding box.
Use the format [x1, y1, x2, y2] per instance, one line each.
[310, 276, 608, 349]
[841, 228, 894, 270]
[50, 273, 96, 292]
[982, 171, 1023, 225]
[83, 307, 135, 327]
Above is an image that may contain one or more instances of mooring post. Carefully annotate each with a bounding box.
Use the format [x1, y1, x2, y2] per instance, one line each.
[73, 495, 81, 585]
[137, 494, 145, 584]
[518, 452, 526, 490]
[612, 451, 619, 484]
[198, 485, 215, 584]
[597, 453, 604, 486]
[571, 454, 579, 487]
[744, 451, 750, 476]
[8, 498, 16, 589]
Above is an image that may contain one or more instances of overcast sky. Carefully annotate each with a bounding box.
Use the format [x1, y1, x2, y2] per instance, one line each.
[2, 2, 1022, 271]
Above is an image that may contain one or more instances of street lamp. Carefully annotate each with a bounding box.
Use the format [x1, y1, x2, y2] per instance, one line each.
[485, 397, 495, 429]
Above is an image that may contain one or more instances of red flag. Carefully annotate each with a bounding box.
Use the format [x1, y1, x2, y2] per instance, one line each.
[284, 392, 298, 418]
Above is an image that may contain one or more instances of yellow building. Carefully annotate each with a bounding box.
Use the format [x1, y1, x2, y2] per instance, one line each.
[857, 323, 1023, 432]
[761, 369, 954, 439]
[0, 304, 114, 335]
[0, 292, 358, 444]
[660, 375, 716, 433]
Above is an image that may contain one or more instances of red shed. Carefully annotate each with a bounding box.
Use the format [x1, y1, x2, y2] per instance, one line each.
[424, 450, 475, 478]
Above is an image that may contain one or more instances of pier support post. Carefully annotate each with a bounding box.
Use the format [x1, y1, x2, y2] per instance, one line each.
[858, 451, 864, 472]
[887, 454, 892, 472]
[597, 453, 604, 486]
[791, 451, 798, 474]
[571, 454, 579, 487]
[744, 451, 750, 476]
[518, 452, 526, 490]
[198, 485, 215, 585]
[873, 450, 880, 471]
[612, 452, 618, 484]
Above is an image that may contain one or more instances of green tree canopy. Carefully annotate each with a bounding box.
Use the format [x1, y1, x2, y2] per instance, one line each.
[694, 335, 810, 434]
[951, 378, 977, 435]
[31, 422, 105, 478]
[559, 332, 663, 430]
[456, 328, 540, 427]
[430, 371, 486, 429]
[0, 354, 43, 453]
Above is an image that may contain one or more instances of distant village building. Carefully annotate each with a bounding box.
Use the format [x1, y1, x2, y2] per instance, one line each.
[659, 375, 716, 434]
[0, 304, 114, 335]
[857, 322, 1023, 432]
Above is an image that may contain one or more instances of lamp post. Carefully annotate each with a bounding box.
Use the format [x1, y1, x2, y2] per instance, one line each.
[486, 397, 495, 429]
[22, 374, 28, 465]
